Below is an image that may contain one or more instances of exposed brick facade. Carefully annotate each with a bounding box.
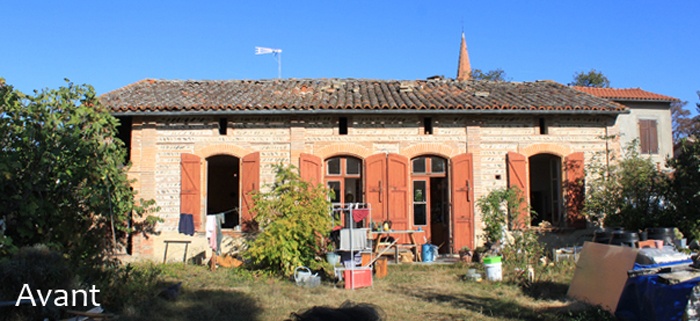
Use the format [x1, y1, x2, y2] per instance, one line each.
[125, 113, 619, 262]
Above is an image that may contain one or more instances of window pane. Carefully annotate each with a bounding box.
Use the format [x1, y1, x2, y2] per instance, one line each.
[413, 181, 426, 202]
[328, 181, 341, 203]
[431, 157, 446, 173]
[412, 157, 426, 173]
[344, 178, 360, 203]
[327, 158, 341, 175]
[414, 204, 427, 225]
[346, 157, 361, 175]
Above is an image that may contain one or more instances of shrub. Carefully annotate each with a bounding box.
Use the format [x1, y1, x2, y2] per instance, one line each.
[477, 187, 526, 245]
[94, 263, 163, 312]
[584, 140, 667, 231]
[245, 165, 334, 277]
[0, 245, 76, 320]
[0, 80, 160, 269]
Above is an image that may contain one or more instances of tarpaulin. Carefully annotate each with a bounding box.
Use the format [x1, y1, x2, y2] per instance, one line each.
[616, 260, 697, 321]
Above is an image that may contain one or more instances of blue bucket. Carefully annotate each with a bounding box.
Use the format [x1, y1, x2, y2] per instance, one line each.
[422, 244, 438, 262]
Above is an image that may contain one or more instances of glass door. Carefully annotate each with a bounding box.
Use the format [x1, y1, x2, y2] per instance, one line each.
[413, 180, 427, 226]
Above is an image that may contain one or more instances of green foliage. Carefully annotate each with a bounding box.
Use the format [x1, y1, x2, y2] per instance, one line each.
[476, 187, 526, 245]
[0, 80, 159, 270]
[0, 245, 76, 320]
[584, 140, 667, 230]
[665, 137, 700, 239]
[94, 263, 163, 311]
[502, 229, 546, 286]
[245, 164, 333, 277]
[569, 69, 611, 88]
[470, 68, 508, 81]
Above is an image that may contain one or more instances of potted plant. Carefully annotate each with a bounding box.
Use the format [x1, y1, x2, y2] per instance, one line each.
[458, 246, 472, 263]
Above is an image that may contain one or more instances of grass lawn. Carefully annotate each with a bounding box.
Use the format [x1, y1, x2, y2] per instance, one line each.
[113, 261, 613, 321]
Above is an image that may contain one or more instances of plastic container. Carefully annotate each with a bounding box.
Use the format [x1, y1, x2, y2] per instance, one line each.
[422, 244, 438, 262]
[483, 256, 502, 281]
[646, 227, 676, 246]
[326, 252, 340, 266]
[344, 267, 372, 289]
[294, 266, 320, 288]
[610, 231, 639, 247]
[465, 269, 482, 282]
[593, 229, 613, 244]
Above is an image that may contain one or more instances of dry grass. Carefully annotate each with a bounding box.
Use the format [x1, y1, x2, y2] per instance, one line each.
[114, 262, 612, 321]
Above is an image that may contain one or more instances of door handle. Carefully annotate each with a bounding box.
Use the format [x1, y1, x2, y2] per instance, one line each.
[466, 180, 470, 202]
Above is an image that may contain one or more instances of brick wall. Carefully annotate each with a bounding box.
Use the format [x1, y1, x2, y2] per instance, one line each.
[126, 113, 619, 260]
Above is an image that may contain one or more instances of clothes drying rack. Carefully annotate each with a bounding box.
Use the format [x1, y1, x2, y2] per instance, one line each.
[331, 202, 372, 289]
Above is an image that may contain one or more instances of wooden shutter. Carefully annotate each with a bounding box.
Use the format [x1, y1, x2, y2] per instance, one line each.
[241, 152, 260, 232]
[565, 152, 586, 228]
[639, 119, 659, 154]
[387, 154, 409, 242]
[365, 154, 387, 223]
[299, 153, 322, 186]
[506, 152, 528, 229]
[180, 153, 202, 231]
[451, 153, 474, 253]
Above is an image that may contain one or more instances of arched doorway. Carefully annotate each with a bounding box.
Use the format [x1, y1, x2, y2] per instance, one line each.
[206, 155, 240, 228]
[528, 154, 562, 227]
[410, 155, 449, 253]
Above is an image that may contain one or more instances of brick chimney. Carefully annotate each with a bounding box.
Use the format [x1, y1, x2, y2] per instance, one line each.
[457, 32, 471, 81]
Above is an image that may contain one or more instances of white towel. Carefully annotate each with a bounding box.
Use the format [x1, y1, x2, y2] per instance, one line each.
[205, 215, 217, 239]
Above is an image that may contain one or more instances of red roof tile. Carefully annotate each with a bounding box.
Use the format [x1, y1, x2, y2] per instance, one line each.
[100, 78, 627, 115]
[572, 86, 678, 102]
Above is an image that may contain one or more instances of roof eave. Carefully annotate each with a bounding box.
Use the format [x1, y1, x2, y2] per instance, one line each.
[110, 109, 628, 117]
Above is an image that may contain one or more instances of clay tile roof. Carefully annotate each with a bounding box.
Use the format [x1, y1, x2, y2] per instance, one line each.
[100, 78, 627, 115]
[572, 86, 678, 102]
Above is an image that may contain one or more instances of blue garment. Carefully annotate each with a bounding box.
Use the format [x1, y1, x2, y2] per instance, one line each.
[178, 213, 195, 236]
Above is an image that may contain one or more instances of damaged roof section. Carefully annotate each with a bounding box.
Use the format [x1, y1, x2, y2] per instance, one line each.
[100, 78, 628, 115]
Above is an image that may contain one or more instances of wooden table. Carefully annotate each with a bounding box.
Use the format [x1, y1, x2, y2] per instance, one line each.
[370, 230, 424, 264]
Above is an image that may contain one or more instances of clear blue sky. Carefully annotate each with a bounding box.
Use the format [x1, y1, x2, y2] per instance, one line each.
[2, 1, 698, 110]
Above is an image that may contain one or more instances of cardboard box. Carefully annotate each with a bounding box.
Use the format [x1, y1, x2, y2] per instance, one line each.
[344, 268, 372, 289]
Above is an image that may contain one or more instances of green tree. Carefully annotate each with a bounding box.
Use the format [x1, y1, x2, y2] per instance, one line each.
[584, 140, 667, 231]
[671, 92, 700, 142]
[245, 165, 333, 277]
[569, 69, 611, 88]
[665, 94, 700, 239]
[0, 79, 158, 271]
[470, 68, 508, 81]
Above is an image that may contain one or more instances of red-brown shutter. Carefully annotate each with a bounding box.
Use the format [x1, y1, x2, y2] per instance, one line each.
[180, 153, 202, 231]
[649, 120, 658, 154]
[241, 152, 260, 232]
[299, 153, 322, 186]
[365, 153, 387, 223]
[565, 152, 586, 228]
[451, 153, 474, 253]
[640, 119, 659, 154]
[387, 154, 409, 242]
[506, 152, 528, 229]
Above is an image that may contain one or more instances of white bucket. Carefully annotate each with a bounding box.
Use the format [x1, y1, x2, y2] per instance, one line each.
[484, 262, 502, 281]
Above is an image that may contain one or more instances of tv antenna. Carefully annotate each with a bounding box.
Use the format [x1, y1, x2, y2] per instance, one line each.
[255, 46, 282, 79]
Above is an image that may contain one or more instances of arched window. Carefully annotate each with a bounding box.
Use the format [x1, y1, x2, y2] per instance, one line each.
[325, 156, 363, 205]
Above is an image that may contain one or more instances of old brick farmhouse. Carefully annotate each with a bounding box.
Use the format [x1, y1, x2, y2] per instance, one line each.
[100, 36, 674, 262]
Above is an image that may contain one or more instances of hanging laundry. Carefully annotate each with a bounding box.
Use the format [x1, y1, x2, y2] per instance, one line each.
[206, 214, 225, 255]
[353, 208, 370, 223]
[178, 213, 194, 236]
